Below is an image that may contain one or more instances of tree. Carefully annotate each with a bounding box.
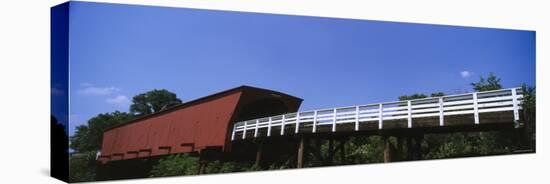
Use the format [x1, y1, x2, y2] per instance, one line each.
[520, 84, 536, 150]
[51, 115, 69, 181]
[467, 72, 523, 153]
[130, 89, 183, 116]
[398, 92, 445, 101]
[70, 111, 133, 153]
[430, 92, 445, 97]
[398, 93, 427, 101]
[471, 72, 502, 92]
[69, 151, 97, 182]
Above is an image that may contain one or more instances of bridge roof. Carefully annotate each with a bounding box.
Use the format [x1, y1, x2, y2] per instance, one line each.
[104, 85, 302, 132]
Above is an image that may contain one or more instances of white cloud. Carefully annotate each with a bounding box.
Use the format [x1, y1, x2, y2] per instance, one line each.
[78, 83, 120, 96]
[106, 95, 130, 106]
[460, 70, 472, 78]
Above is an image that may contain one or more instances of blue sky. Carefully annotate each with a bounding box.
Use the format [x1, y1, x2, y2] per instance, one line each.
[59, 2, 535, 136]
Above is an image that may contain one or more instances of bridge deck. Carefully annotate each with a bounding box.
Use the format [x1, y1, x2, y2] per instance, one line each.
[232, 87, 523, 140]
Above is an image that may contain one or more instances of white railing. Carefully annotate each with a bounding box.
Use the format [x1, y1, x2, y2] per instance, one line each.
[231, 87, 523, 141]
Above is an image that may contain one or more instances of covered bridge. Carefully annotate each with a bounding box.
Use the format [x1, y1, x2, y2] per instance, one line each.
[98, 86, 303, 164]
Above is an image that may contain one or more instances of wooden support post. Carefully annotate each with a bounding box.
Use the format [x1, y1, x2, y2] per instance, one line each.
[439, 97, 444, 126]
[255, 141, 263, 166]
[196, 156, 202, 174]
[378, 104, 384, 129]
[297, 136, 305, 168]
[414, 135, 423, 160]
[295, 113, 301, 133]
[383, 136, 392, 163]
[197, 161, 206, 175]
[201, 162, 208, 174]
[473, 93, 479, 124]
[355, 106, 360, 131]
[511, 88, 520, 127]
[327, 138, 334, 165]
[406, 137, 413, 160]
[407, 101, 412, 128]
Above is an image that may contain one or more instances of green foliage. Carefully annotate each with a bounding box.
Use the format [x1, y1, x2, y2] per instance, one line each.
[521, 84, 536, 150]
[203, 160, 244, 173]
[430, 92, 445, 97]
[471, 72, 502, 92]
[204, 160, 257, 173]
[521, 84, 536, 123]
[150, 154, 198, 177]
[150, 157, 260, 177]
[423, 132, 512, 159]
[244, 164, 263, 171]
[70, 111, 133, 152]
[69, 151, 97, 182]
[399, 92, 445, 101]
[398, 93, 427, 101]
[130, 89, 183, 116]
[345, 136, 384, 164]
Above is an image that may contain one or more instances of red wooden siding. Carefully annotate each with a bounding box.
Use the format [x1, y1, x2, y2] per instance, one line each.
[99, 86, 302, 163]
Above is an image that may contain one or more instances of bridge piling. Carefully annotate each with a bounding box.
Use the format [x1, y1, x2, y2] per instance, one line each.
[327, 138, 334, 165]
[255, 141, 263, 166]
[297, 136, 306, 168]
[406, 137, 413, 160]
[414, 135, 424, 160]
[383, 136, 392, 163]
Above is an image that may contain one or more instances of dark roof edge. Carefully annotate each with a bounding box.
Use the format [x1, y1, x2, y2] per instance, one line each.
[103, 85, 303, 132]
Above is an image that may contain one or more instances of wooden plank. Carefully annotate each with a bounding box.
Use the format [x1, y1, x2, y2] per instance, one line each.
[473, 93, 479, 124]
[267, 117, 272, 137]
[281, 114, 286, 135]
[439, 97, 444, 126]
[355, 106, 359, 131]
[407, 101, 412, 128]
[255, 142, 263, 166]
[231, 123, 236, 141]
[242, 121, 247, 139]
[383, 136, 391, 162]
[312, 110, 318, 133]
[254, 119, 259, 138]
[332, 109, 337, 132]
[378, 104, 383, 129]
[297, 136, 305, 168]
[295, 113, 301, 133]
[512, 88, 520, 121]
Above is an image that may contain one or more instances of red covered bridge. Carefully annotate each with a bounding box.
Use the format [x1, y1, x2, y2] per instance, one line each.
[98, 86, 302, 164]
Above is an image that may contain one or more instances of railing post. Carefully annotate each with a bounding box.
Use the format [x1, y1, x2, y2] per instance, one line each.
[378, 104, 383, 129]
[407, 101, 412, 128]
[473, 93, 479, 124]
[511, 88, 520, 122]
[295, 113, 301, 133]
[281, 115, 286, 135]
[439, 97, 444, 126]
[267, 117, 272, 137]
[254, 119, 259, 137]
[231, 123, 237, 141]
[312, 110, 318, 133]
[242, 121, 247, 139]
[332, 109, 337, 132]
[355, 106, 360, 131]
